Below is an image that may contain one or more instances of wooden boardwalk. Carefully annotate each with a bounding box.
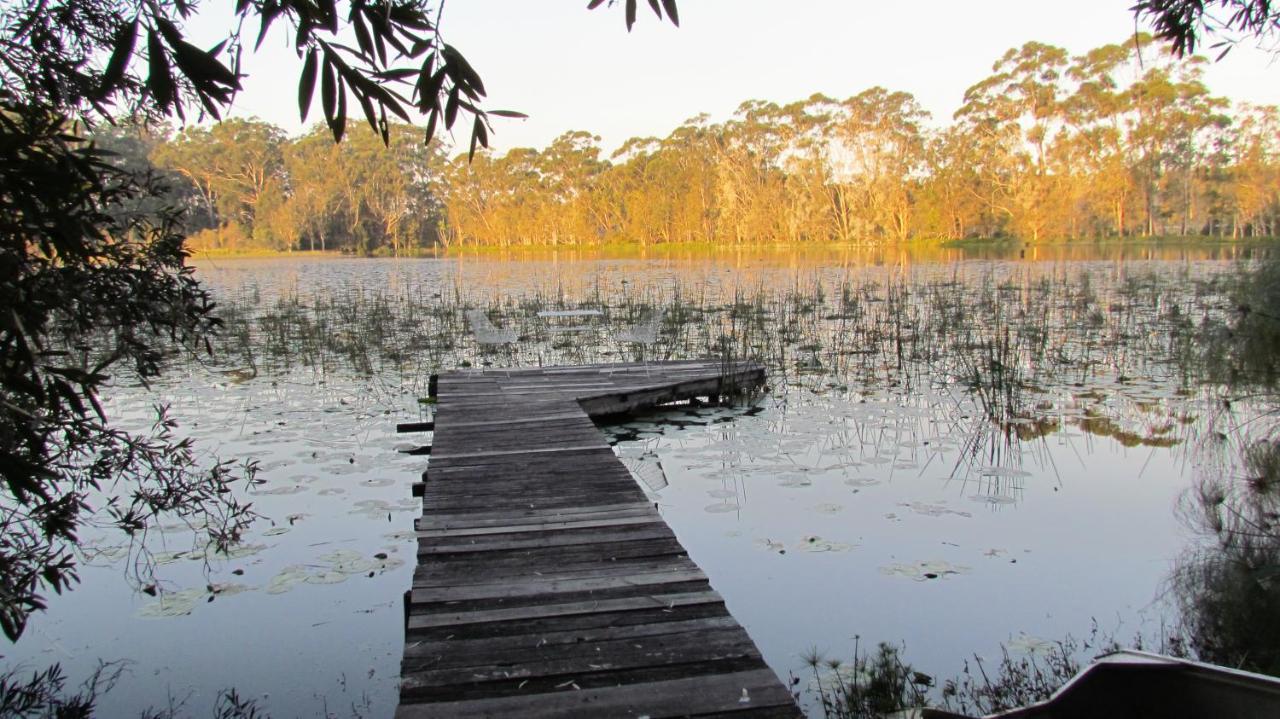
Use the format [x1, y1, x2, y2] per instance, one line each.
[398, 360, 801, 718]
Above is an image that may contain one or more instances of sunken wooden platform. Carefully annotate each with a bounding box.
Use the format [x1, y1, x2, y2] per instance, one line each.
[397, 360, 800, 718]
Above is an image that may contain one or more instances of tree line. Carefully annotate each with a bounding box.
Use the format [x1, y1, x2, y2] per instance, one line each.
[98, 119, 446, 254]
[129, 35, 1279, 253]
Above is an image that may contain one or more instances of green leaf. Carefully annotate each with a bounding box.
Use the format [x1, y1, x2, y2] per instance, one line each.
[169, 37, 238, 87]
[333, 74, 347, 142]
[321, 54, 337, 124]
[422, 67, 447, 111]
[488, 110, 529, 119]
[443, 44, 485, 98]
[357, 85, 378, 136]
[414, 54, 436, 103]
[299, 48, 318, 121]
[153, 17, 183, 47]
[468, 114, 485, 162]
[424, 107, 439, 144]
[99, 19, 138, 98]
[661, 0, 679, 26]
[444, 85, 460, 129]
[146, 29, 176, 111]
[352, 10, 375, 59]
[375, 68, 420, 81]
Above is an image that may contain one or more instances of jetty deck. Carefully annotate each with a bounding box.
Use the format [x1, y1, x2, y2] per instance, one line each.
[397, 360, 801, 718]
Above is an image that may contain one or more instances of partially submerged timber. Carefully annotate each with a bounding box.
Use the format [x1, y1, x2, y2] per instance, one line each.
[397, 360, 801, 717]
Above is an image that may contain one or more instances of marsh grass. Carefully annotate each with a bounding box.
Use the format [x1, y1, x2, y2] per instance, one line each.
[802, 641, 929, 718]
[804, 625, 1132, 719]
[197, 262, 1232, 459]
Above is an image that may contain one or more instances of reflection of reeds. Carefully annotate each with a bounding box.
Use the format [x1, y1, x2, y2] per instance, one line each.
[197, 261, 1229, 440]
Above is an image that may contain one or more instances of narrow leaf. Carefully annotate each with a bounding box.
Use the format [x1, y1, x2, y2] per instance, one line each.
[99, 19, 139, 97]
[357, 86, 378, 135]
[154, 17, 183, 47]
[443, 45, 486, 98]
[170, 39, 239, 87]
[661, 0, 679, 26]
[332, 79, 347, 142]
[444, 85, 460, 129]
[146, 29, 176, 110]
[321, 54, 337, 124]
[468, 115, 482, 162]
[299, 47, 318, 121]
[352, 11, 374, 59]
[424, 107, 438, 144]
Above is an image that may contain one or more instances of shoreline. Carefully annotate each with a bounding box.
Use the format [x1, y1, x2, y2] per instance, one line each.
[187, 236, 1279, 262]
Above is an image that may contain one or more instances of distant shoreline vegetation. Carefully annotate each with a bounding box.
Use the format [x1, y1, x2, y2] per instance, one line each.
[186, 236, 1279, 262]
[108, 34, 1278, 256]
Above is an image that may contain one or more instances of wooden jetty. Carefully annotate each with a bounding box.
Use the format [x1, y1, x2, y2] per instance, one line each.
[397, 360, 801, 718]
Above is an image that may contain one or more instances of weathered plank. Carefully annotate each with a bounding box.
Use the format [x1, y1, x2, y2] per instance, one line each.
[396, 361, 797, 717]
[395, 668, 795, 718]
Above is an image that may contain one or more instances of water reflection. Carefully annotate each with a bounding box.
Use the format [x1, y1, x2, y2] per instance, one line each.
[4, 254, 1269, 716]
[1170, 427, 1280, 676]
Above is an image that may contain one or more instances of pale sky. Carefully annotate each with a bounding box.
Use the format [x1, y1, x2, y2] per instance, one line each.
[198, 1, 1280, 153]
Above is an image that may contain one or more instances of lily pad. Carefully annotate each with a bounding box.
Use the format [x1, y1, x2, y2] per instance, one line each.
[899, 501, 973, 518]
[879, 560, 971, 581]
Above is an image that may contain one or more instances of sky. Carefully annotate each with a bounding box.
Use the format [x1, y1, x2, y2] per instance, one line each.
[197, 0, 1280, 153]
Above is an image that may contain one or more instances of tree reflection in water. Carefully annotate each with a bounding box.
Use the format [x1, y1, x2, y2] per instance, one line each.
[1171, 435, 1280, 675]
[1167, 256, 1280, 675]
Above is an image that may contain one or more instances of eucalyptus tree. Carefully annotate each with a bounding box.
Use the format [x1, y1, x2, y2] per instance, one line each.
[596, 137, 657, 243]
[1062, 39, 1142, 237]
[712, 100, 799, 242]
[917, 127, 987, 240]
[151, 118, 288, 246]
[1226, 105, 1280, 237]
[538, 131, 610, 244]
[441, 147, 552, 247]
[90, 120, 216, 231]
[273, 122, 445, 253]
[1125, 50, 1230, 235]
[282, 128, 346, 251]
[437, 151, 496, 247]
[653, 117, 720, 244]
[825, 88, 930, 242]
[954, 42, 1072, 241]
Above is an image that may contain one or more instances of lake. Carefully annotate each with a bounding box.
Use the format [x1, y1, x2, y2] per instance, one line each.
[3, 246, 1271, 717]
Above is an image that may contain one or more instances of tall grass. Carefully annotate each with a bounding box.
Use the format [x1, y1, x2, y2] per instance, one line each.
[198, 262, 1230, 448]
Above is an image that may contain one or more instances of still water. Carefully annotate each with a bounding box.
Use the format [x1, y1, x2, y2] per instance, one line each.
[1, 248, 1265, 716]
